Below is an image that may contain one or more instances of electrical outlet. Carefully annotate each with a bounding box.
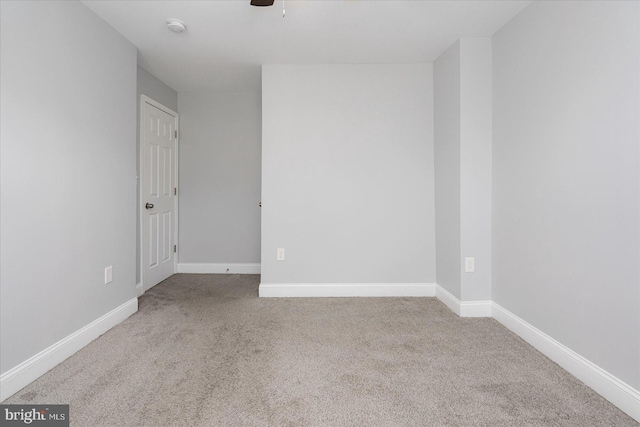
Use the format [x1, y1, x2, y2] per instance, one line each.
[105, 266, 113, 284]
[464, 257, 475, 273]
[276, 248, 285, 261]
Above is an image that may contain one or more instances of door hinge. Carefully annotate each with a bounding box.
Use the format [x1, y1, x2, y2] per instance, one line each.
[174, 187, 177, 196]
[175, 130, 178, 139]
[174, 245, 177, 253]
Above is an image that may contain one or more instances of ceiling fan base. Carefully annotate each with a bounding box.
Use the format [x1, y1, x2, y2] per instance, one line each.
[251, 0, 275, 6]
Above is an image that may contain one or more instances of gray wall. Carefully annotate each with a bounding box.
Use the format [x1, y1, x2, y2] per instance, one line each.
[0, 1, 137, 374]
[459, 38, 492, 301]
[493, 0, 640, 389]
[138, 67, 178, 113]
[136, 66, 178, 283]
[178, 91, 262, 264]
[261, 64, 436, 284]
[434, 41, 462, 299]
[434, 38, 492, 302]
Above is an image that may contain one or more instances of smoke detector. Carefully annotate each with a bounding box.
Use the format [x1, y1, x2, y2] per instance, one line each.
[166, 19, 186, 33]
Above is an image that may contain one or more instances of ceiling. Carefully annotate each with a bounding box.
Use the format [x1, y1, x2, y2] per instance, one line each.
[83, 0, 532, 92]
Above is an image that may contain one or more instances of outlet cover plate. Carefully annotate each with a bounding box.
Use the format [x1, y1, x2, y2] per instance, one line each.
[464, 257, 475, 273]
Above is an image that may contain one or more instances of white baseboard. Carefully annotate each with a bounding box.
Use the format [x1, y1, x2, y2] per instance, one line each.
[177, 263, 261, 274]
[435, 285, 461, 315]
[259, 283, 436, 298]
[460, 300, 493, 317]
[435, 285, 492, 317]
[0, 298, 138, 402]
[492, 302, 640, 422]
[135, 282, 144, 297]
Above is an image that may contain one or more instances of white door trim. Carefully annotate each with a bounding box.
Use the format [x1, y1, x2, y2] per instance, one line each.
[139, 95, 179, 294]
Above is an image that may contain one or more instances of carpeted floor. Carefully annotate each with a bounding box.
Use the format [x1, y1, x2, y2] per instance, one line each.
[4, 274, 637, 426]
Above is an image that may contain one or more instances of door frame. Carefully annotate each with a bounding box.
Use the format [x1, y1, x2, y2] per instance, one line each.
[139, 95, 179, 295]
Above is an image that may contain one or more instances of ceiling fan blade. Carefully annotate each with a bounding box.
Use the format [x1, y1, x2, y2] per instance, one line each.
[251, 0, 275, 6]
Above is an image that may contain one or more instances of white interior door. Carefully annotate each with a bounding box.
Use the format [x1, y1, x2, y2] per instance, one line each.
[142, 97, 178, 291]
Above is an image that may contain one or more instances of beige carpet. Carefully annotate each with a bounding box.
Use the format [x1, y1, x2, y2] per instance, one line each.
[4, 274, 637, 426]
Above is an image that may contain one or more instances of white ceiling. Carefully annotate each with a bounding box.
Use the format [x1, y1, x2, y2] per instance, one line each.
[83, 0, 531, 92]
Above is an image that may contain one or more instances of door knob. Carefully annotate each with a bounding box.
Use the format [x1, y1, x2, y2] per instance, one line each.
[145, 203, 154, 209]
